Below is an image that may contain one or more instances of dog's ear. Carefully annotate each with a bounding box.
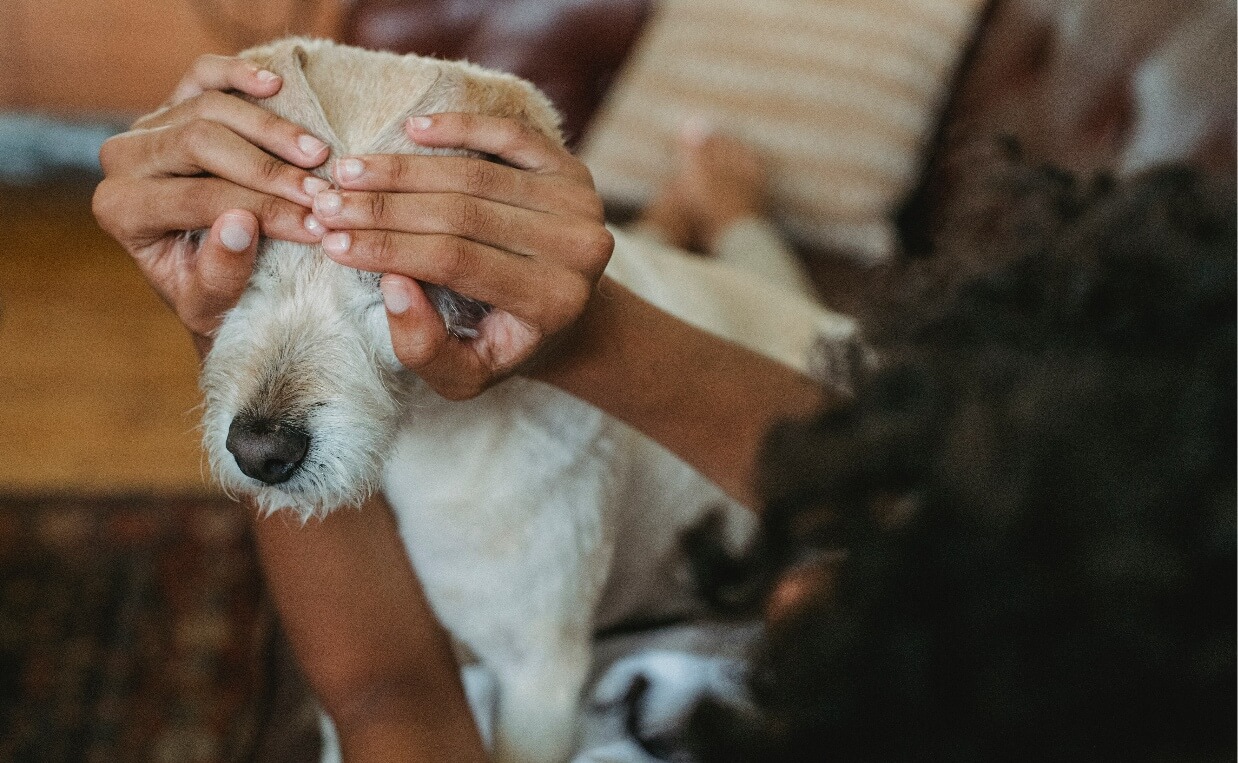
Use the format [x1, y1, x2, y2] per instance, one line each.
[245, 44, 342, 164]
[360, 68, 454, 156]
[360, 64, 565, 157]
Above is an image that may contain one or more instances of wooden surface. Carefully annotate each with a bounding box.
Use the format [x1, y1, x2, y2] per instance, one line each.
[0, 181, 217, 496]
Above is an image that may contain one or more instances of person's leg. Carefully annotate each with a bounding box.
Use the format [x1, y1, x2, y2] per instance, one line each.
[710, 216, 817, 299]
[632, 126, 817, 299]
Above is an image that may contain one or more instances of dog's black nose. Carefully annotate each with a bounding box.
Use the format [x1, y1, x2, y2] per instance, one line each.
[226, 417, 310, 485]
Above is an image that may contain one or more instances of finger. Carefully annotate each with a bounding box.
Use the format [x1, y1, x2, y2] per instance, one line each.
[323, 229, 587, 323]
[381, 274, 498, 401]
[183, 210, 260, 334]
[169, 54, 283, 106]
[405, 114, 587, 182]
[132, 90, 329, 169]
[127, 119, 328, 205]
[331, 153, 593, 217]
[312, 189, 605, 265]
[106, 176, 323, 247]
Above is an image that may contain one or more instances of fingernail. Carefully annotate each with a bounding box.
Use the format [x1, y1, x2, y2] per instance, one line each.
[336, 157, 364, 182]
[299, 134, 327, 157]
[315, 190, 342, 216]
[303, 214, 325, 236]
[303, 176, 330, 197]
[220, 218, 253, 252]
[322, 231, 351, 255]
[408, 116, 432, 131]
[381, 278, 411, 314]
[255, 69, 280, 83]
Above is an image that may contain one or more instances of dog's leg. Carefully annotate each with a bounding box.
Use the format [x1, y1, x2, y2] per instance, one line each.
[491, 632, 591, 763]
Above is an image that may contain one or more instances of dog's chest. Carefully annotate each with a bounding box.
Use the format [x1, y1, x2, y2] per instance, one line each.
[378, 376, 743, 645]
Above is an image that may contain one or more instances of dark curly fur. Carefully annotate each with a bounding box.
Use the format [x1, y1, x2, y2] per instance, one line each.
[688, 163, 1236, 761]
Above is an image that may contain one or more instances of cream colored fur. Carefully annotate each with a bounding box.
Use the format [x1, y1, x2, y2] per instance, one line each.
[202, 38, 850, 763]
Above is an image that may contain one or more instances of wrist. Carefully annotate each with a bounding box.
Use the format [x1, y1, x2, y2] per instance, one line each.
[525, 277, 627, 395]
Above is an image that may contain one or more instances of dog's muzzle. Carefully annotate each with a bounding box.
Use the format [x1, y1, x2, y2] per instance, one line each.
[226, 416, 310, 485]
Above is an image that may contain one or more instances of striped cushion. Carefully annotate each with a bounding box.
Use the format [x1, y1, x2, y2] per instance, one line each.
[579, 0, 984, 263]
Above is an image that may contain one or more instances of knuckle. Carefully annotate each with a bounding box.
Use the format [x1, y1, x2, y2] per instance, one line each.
[384, 156, 410, 187]
[437, 237, 473, 282]
[93, 179, 148, 245]
[445, 196, 484, 236]
[97, 134, 125, 175]
[462, 160, 495, 195]
[368, 192, 389, 224]
[256, 108, 287, 138]
[255, 153, 284, 184]
[193, 89, 227, 115]
[90, 179, 121, 234]
[179, 118, 217, 152]
[563, 272, 594, 311]
[576, 160, 598, 189]
[498, 119, 527, 147]
[569, 157, 599, 189]
[448, 112, 473, 135]
[580, 226, 615, 270]
[591, 226, 616, 257]
[256, 195, 286, 226]
[370, 231, 398, 267]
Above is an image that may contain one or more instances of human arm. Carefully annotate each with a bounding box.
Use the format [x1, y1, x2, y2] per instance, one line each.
[91, 57, 487, 760]
[314, 113, 825, 509]
[527, 280, 825, 509]
[253, 497, 487, 762]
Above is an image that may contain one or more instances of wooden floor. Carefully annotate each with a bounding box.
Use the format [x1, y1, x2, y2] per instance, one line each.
[0, 180, 216, 496]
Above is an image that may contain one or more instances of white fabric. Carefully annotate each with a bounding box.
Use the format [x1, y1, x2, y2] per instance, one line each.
[457, 623, 761, 762]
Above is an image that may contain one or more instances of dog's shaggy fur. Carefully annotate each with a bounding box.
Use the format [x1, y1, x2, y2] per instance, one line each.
[681, 163, 1236, 761]
[201, 39, 565, 517]
[200, 38, 847, 763]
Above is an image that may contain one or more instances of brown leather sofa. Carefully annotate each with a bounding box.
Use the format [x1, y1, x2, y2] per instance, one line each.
[231, 1, 1235, 758]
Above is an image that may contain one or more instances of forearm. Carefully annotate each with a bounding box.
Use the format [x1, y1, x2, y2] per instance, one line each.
[252, 498, 487, 762]
[530, 278, 827, 510]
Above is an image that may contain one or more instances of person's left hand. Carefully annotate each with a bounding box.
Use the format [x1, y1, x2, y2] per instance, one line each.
[308, 112, 614, 400]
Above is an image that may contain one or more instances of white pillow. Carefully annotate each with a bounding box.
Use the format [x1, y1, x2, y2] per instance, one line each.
[579, 0, 985, 264]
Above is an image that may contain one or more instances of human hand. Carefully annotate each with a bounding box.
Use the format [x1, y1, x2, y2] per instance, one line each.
[92, 54, 332, 348]
[309, 112, 614, 400]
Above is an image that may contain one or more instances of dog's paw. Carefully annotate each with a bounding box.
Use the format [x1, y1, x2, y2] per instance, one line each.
[591, 651, 747, 761]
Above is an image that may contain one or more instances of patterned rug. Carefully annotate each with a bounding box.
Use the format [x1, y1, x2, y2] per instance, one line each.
[0, 496, 265, 763]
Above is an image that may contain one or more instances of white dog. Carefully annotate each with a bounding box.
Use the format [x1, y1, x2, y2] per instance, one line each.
[201, 38, 851, 763]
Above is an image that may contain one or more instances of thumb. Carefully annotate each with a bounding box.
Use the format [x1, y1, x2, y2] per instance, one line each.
[380, 274, 491, 400]
[380, 273, 450, 370]
[187, 210, 259, 334]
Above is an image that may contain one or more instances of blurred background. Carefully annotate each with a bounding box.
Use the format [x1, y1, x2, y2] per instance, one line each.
[0, 3, 343, 761]
[0, 0, 344, 495]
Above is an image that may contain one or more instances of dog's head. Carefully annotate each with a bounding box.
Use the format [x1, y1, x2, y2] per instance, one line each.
[200, 38, 561, 518]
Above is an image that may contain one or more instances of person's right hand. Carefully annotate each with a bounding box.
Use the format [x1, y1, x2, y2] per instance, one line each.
[92, 54, 331, 349]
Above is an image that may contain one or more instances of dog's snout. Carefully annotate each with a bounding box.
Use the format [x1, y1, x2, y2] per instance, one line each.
[226, 417, 310, 485]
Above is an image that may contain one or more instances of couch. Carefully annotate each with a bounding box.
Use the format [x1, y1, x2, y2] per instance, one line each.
[232, 1, 1236, 758]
